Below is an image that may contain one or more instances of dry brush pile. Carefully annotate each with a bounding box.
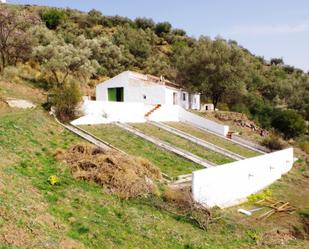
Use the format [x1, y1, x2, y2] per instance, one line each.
[55, 144, 162, 199]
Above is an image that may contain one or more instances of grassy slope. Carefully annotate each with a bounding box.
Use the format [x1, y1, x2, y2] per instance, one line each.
[81, 124, 203, 177]
[131, 123, 234, 165]
[0, 81, 308, 248]
[166, 122, 261, 158]
[0, 91, 256, 249]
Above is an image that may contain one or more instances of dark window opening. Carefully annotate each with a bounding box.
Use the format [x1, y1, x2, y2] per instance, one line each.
[143, 94, 147, 100]
[183, 93, 186, 101]
[108, 87, 124, 102]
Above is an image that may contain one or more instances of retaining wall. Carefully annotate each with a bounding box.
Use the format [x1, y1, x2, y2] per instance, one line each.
[192, 148, 294, 208]
[73, 101, 229, 136]
[178, 108, 229, 136]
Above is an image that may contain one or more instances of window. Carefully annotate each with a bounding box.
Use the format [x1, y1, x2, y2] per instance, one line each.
[143, 94, 147, 100]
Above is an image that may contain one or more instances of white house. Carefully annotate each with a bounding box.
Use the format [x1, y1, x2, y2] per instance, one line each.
[73, 70, 229, 136]
[96, 71, 201, 110]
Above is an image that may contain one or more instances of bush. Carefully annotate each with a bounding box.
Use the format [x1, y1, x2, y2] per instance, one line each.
[216, 103, 229, 111]
[52, 82, 82, 122]
[298, 138, 309, 154]
[261, 135, 286, 151]
[155, 22, 172, 36]
[231, 103, 251, 116]
[41, 8, 66, 29]
[135, 17, 155, 30]
[172, 29, 186, 36]
[271, 109, 307, 139]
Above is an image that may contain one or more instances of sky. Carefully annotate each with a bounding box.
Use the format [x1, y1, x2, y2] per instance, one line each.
[9, 0, 309, 71]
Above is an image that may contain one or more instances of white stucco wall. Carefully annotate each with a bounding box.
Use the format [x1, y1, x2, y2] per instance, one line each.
[96, 72, 129, 101]
[179, 108, 229, 136]
[192, 148, 294, 208]
[73, 101, 229, 135]
[148, 105, 181, 122]
[96, 71, 201, 109]
[191, 94, 201, 110]
[97, 71, 169, 105]
[75, 100, 153, 124]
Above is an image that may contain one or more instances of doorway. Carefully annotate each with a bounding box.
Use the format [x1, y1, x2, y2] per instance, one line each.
[108, 87, 124, 102]
[173, 92, 178, 105]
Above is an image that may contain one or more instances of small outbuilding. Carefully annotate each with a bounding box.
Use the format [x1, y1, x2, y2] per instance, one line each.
[96, 71, 201, 110]
[201, 103, 215, 112]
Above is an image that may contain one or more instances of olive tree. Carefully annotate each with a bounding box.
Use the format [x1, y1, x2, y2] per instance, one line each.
[75, 35, 123, 76]
[176, 37, 246, 109]
[0, 6, 40, 71]
[33, 38, 99, 87]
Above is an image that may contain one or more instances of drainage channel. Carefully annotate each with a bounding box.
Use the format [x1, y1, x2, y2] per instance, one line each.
[150, 121, 245, 161]
[115, 122, 215, 168]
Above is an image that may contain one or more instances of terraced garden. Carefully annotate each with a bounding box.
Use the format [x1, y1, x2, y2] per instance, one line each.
[81, 124, 203, 177]
[131, 123, 234, 165]
[166, 122, 261, 158]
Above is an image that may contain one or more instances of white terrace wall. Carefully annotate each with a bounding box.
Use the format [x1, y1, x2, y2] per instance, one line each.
[73, 101, 229, 135]
[148, 105, 180, 122]
[77, 100, 153, 123]
[178, 108, 229, 136]
[192, 148, 294, 208]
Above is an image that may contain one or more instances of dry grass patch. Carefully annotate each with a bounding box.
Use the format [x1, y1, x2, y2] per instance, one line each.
[162, 186, 211, 230]
[56, 144, 163, 199]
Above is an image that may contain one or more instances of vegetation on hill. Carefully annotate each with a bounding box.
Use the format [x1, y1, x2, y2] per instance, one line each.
[0, 4, 307, 137]
[0, 2, 307, 150]
[0, 5, 308, 247]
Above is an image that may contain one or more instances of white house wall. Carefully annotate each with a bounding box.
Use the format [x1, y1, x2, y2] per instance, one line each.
[96, 71, 167, 105]
[96, 71, 129, 101]
[191, 94, 201, 110]
[128, 78, 166, 105]
[192, 148, 294, 208]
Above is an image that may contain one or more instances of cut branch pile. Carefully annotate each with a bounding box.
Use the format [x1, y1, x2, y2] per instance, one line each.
[55, 144, 162, 199]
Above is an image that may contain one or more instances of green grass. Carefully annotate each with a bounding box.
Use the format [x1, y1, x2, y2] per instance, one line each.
[0, 108, 262, 249]
[0, 91, 308, 248]
[166, 122, 261, 158]
[131, 123, 234, 165]
[81, 124, 203, 177]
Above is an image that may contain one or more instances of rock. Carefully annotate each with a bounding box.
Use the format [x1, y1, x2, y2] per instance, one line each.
[5, 98, 36, 109]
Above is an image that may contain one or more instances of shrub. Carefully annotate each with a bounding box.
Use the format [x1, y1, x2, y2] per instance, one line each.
[52, 82, 82, 122]
[216, 103, 229, 111]
[231, 103, 251, 116]
[298, 138, 309, 154]
[172, 28, 186, 36]
[155, 22, 172, 36]
[135, 17, 155, 30]
[271, 109, 307, 139]
[41, 8, 66, 29]
[261, 134, 286, 151]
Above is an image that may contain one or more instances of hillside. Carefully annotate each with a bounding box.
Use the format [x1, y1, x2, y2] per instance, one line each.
[0, 72, 309, 249]
[0, 3, 308, 133]
[0, 3, 308, 249]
